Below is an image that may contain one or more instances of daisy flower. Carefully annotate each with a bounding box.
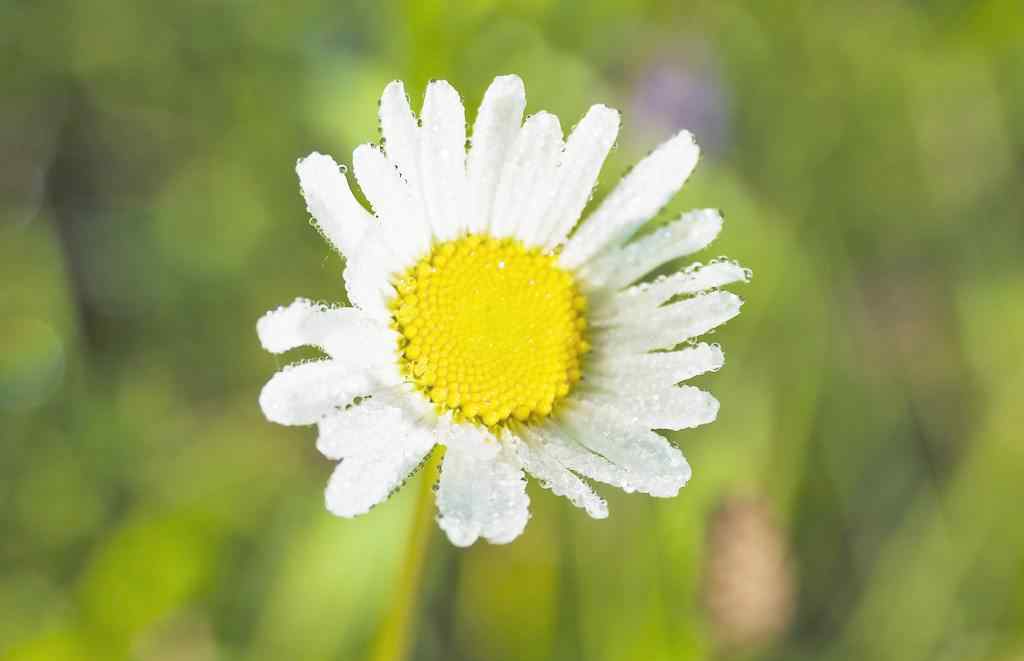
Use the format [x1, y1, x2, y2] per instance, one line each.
[258, 75, 748, 547]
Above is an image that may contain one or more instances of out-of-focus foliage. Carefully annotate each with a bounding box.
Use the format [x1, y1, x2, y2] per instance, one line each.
[2, 1, 1022, 660]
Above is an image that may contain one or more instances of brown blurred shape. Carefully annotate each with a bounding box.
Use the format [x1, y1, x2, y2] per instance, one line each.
[703, 495, 796, 652]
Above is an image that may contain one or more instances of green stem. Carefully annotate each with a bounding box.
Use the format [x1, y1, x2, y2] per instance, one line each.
[369, 447, 443, 661]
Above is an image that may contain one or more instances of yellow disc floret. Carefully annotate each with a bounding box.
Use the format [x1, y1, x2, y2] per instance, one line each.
[391, 235, 589, 427]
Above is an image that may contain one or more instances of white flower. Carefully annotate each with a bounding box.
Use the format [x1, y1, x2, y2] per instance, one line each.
[258, 75, 748, 547]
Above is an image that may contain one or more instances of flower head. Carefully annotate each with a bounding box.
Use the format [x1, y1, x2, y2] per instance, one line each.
[258, 75, 748, 546]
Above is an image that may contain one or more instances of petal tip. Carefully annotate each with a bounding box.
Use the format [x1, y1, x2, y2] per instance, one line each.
[425, 78, 460, 98]
[587, 103, 621, 125]
[257, 377, 291, 425]
[382, 79, 406, 95]
[440, 521, 480, 548]
[488, 74, 526, 98]
[295, 151, 337, 177]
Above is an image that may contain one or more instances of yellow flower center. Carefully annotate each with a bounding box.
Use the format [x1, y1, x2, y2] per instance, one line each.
[391, 235, 589, 427]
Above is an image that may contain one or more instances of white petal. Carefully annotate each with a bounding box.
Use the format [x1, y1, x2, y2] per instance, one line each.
[295, 152, 374, 260]
[589, 343, 725, 389]
[593, 261, 750, 325]
[379, 81, 421, 190]
[520, 423, 634, 492]
[325, 441, 436, 518]
[257, 298, 397, 364]
[341, 225, 401, 321]
[505, 429, 607, 518]
[259, 360, 392, 426]
[604, 290, 743, 353]
[583, 386, 719, 431]
[490, 112, 563, 242]
[436, 424, 529, 546]
[466, 75, 527, 234]
[583, 208, 723, 288]
[560, 400, 691, 497]
[317, 388, 433, 460]
[419, 80, 467, 241]
[560, 130, 700, 269]
[539, 105, 620, 249]
[352, 144, 431, 263]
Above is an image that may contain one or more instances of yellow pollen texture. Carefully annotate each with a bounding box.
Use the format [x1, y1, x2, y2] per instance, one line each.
[391, 235, 590, 427]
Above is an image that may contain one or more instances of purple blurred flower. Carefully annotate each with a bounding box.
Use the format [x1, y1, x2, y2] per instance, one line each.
[630, 52, 731, 156]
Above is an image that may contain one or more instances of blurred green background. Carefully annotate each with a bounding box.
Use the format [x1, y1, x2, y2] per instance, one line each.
[3, 1, 1023, 659]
